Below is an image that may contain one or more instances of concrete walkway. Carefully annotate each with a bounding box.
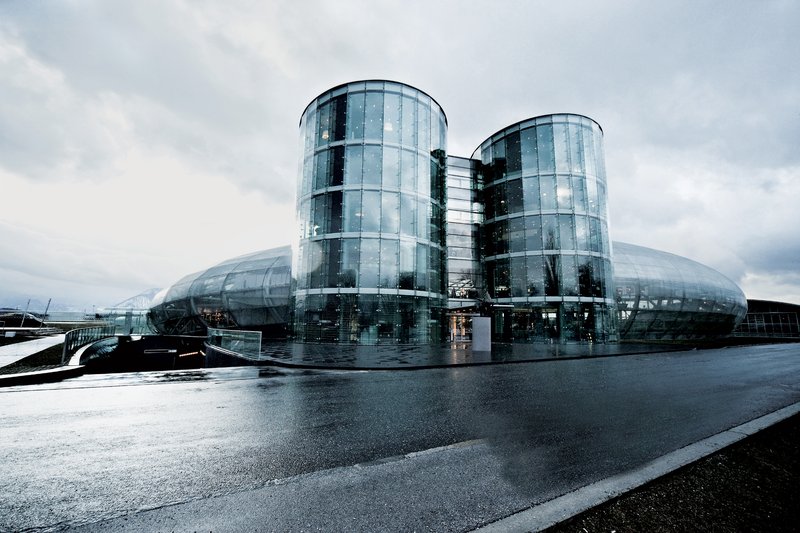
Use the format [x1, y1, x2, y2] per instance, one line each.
[0, 334, 65, 368]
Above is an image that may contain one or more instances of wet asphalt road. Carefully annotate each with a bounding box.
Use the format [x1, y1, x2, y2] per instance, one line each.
[1, 343, 799, 532]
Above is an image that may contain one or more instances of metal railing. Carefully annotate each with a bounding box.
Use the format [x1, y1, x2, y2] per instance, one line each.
[62, 324, 116, 364]
[207, 328, 262, 360]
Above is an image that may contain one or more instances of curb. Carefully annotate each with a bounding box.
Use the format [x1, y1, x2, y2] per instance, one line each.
[472, 401, 800, 532]
[0, 365, 86, 387]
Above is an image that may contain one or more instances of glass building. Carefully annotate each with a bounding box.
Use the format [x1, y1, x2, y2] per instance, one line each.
[150, 80, 750, 346]
[148, 246, 291, 336]
[613, 242, 748, 340]
[474, 114, 616, 342]
[292, 81, 448, 344]
[445, 155, 483, 341]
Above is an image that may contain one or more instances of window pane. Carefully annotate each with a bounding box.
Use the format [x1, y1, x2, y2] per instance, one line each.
[506, 178, 523, 214]
[380, 239, 399, 288]
[527, 255, 544, 296]
[383, 92, 401, 145]
[400, 193, 416, 236]
[536, 124, 555, 173]
[361, 190, 381, 232]
[540, 175, 556, 210]
[521, 127, 538, 174]
[400, 149, 416, 190]
[569, 123, 584, 173]
[328, 190, 342, 233]
[417, 101, 430, 152]
[542, 214, 559, 249]
[340, 238, 359, 287]
[382, 146, 399, 189]
[510, 256, 526, 297]
[401, 96, 416, 146]
[522, 176, 540, 212]
[524, 215, 542, 251]
[544, 255, 560, 296]
[400, 240, 415, 289]
[559, 214, 575, 250]
[345, 145, 363, 185]
[508, 216, 525, 253]
[505, 130, 521, 173]
[360, 238, 380, 287]
[346, 92, 365, 141]
[561, 254, 578, 296]
[344, 190, 361, 233]
[557, 175, 572, 210]
[553, 123, 569, 173]
[364, 92, 383, 141]
[363, 145, 382, 185]
[381, 192, 399, 233]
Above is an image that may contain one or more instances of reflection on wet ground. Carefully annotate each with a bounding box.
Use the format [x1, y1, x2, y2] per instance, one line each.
[250, 341, 683, 369]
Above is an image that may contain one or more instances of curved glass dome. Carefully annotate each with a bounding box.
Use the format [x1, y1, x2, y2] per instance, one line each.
[148, 246, 292, 336]
[613, 241, 747, 340]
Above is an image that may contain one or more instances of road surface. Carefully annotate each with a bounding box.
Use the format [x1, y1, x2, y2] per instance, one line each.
[1, 343, 799, 531]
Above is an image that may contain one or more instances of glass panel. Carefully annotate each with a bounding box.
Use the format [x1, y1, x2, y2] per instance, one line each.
[340, 238, 359, 287]
[363, 145, 382, 185]
[510, 256, 526, 297]
[494, 180, 508, 217]
[553, 123, 569, 173]
[316, 102, 331, 146]
[400, 193, 416, 236]
[508, 216, 525, 253]
[401, 96, 416, 147]
[417, 153, 430, 196]
[557, 175, 572, 210]
[361, 190, 381, 232]
[583, 125, 597, 177]
[569, 123, 584, 173]
[381, 192, 399, 233]
[524, 215, 542, 251]
[415, 243, 428, 290]
[521, 127, 538, 174]
[343, 190, 361, 233]
[360, 238, 380, 287]
[542, 214, 559, 249]
[561, 255, 578, 296]
[536, 124, 555, 173]
[506, 178, 523, 214]
[382, 146, 399, 189]
[331, 145, 344, 186]
[505, 130, 521, 173]
[522, 175, 540, 212]
[578, 255, 593, 297]
[417, 101, 430, 153]
[312, 194, 326, 236]
[575, 215, 589, 251]
[400, 149, 416, 190]
[380, 239, 399, 288]
[314, 149, 330, 190]
[328, 190, 342, 233]
[364, 92, 383, 142]
[327, 238, 340, 287]
[559, 214, 575, 250]
[573, 175, 587, 212]
[383, 92, 401, 145]
[346, 92, 365, 141]
[540, 175, 556, 210]
[494, 258, 510, 298]
[544, 254, 560, 296]
[589, 216, 601, 252]
[345, 145, 363, 185]
[400, 240, 415, 289]
[526, 255, 544, 296]
[416, 198, 428, 239]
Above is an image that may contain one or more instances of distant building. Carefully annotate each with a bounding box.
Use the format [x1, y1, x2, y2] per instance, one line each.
[149, 80, 750, 344]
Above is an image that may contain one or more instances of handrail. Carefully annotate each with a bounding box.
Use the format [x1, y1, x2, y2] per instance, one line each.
[207, 328, 262, 360]
[62, 324, 116, 364]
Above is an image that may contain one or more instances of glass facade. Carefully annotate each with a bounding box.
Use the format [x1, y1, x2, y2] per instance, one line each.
[475, 114, 617, 342]
[148, 80, 753, 348]
[148, 246, 291, 336]
[613, 242, 747, 340]
[293, 81, 448, 344]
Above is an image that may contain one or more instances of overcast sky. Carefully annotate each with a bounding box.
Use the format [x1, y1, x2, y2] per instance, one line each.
[1, 0, 798, 310]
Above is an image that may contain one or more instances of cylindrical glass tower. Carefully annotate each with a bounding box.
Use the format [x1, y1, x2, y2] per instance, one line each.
[475, 114, 617, 342]
[294, 80, 448, 344]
